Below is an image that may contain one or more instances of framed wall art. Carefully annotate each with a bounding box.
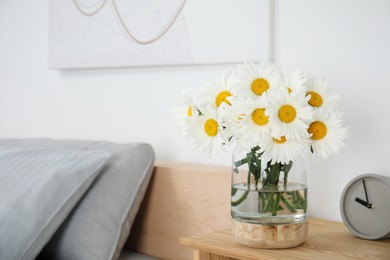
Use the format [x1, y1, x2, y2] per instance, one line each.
[49, 0, 274, 69]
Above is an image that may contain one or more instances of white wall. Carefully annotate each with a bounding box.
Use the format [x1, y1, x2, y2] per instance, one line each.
[1, 0, 389, 221]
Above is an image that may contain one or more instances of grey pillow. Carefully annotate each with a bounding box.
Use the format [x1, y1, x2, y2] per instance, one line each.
[0, 146, 110, 260]
[119, 250, 158, 260]
[0, 139, 155, 260]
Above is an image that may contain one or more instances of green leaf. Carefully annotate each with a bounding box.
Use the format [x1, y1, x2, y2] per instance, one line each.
[255, 157, 262, 181]
[233, 158, 248, 173]
[268, 162, 281, 187]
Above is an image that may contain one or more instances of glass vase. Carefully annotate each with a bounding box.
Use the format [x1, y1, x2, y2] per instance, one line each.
[231, 147, 308, 248]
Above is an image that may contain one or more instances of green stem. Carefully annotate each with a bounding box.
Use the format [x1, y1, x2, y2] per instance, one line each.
[231, 190, 249, 207]
[231, 186, 238, 197]
[284, 172, 288, 188]
[260, 192, 265, 211]
[292, 191, 298, 205]
[272, 193, 281, 216]
[281, 194, 297, 213]
[295, 190, 307, 209]
[262, 193, 272, 212]
[247, 168, 251, 189]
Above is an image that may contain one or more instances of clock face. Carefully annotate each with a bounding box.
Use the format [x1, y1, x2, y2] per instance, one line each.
[340, 174, 390, 240]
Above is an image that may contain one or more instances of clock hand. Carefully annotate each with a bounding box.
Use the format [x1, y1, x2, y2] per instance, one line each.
[362, 179, 370, 203]
[355, 197, 373, 209]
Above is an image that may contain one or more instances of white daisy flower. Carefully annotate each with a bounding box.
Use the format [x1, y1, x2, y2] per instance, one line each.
[171, 88, 198, 137]
[233, 62, 282, 100]
[281, 70, 307, 95]
[308, 108, 348, 159]
[187, 105, 225, 154]
[218, 96, 244, 144]
[200, 72, 235, 110]
[237, 94, 274, 149]
[306, 76, 340, 110]
[259, 134, 311, 164]
[266, 88, 314, 139]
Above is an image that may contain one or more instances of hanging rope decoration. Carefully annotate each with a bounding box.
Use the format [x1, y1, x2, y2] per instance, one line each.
[72, 0, 187, 45]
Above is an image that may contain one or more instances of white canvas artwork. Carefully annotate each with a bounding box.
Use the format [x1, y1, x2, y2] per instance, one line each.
[49, 0, 272, 69]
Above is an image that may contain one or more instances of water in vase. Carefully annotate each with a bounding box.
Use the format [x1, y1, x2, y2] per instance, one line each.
[231, 182, 307, 225]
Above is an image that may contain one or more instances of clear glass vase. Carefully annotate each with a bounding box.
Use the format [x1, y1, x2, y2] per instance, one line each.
[231, 147, 308, 248]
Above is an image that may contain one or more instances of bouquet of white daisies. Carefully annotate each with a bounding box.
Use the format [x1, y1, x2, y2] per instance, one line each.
[174, 61, 348, 214]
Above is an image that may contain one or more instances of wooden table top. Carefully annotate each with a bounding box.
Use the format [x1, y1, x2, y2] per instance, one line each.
[180, 218, 390, 260]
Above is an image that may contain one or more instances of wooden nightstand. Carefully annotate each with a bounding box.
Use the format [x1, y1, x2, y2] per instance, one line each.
[180, 218, 390, 260]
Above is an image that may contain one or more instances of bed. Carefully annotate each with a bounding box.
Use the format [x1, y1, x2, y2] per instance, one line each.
[0, 138, 156, 260]
[0, 138, 232, 260]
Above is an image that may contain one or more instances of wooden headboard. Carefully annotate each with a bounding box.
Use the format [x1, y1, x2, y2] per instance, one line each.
[125, 161, 232, 260]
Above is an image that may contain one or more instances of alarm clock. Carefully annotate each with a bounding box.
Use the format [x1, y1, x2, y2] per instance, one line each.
[340, 173, 390, 240]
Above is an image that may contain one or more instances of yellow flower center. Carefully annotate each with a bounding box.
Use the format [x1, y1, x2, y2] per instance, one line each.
[308, 121, 327, 140]
[204, 119, 218, 137]
[278, 105, 297, 123]
[287, 87, 293, 93]
[215, 91, 232, 108]
[251, 78, 269, 96]
[187, 106, 193, 117]
[251, 108, 268, 126]
[273, 136, 287, 144]
[307, 91, 323, 107]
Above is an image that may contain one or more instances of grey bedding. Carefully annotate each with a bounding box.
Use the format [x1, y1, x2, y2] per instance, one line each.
[119, 250, 158, 260]
[0, 138, 157, 260]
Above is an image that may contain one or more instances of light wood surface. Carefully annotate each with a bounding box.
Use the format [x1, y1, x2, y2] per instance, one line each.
[126, 161, 232, 260]
[232, 219, 308, 248]
[180, 218, 390, 260]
